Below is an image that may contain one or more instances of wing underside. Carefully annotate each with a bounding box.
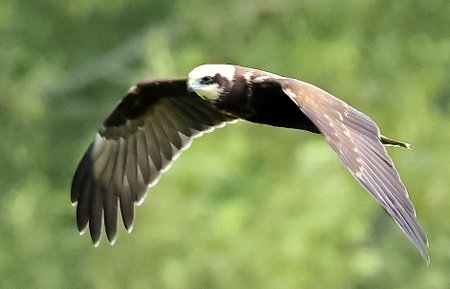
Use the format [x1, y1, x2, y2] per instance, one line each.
[71, 79, 236, 245]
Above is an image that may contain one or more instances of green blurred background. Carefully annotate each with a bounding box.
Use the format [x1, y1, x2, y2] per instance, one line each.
[1, 0, 449, 288]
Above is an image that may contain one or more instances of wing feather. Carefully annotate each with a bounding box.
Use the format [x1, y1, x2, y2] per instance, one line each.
[135, 128, 151, 185]
[72, 78, 236, 245]
[143, 120, 163, 170]
[155, 108, 183, 149]
[281, 78, 429, 263]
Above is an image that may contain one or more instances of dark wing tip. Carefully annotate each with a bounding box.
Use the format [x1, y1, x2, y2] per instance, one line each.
[71, 141, 118, 247]
[72, 144, 94, 235]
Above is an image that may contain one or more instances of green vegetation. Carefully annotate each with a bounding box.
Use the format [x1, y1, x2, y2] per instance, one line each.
[1, 0, 448, 288]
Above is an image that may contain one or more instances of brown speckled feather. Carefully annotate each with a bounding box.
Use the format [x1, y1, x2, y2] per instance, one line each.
[280, 78, 429, 263]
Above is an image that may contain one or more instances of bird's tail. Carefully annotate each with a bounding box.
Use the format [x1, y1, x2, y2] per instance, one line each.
[380, 135, 411, 149]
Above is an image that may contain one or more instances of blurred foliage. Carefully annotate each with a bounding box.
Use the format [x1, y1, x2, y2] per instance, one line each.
[0, 0, 449, 288]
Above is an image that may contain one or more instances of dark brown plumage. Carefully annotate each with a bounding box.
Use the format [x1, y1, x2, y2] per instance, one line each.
[71, 64, 429, 263]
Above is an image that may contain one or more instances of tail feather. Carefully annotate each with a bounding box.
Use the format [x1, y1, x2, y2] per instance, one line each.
[380, 135, 411, 149]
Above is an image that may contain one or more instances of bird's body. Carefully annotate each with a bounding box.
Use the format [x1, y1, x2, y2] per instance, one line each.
[207, 66, 319, 132]
[72, 64, 428, 263]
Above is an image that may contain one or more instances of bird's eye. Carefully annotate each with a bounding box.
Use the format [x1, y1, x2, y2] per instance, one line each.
[201, 76, 214, 84]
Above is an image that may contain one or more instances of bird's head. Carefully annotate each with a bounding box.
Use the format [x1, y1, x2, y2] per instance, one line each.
[187, 64, 235, 101]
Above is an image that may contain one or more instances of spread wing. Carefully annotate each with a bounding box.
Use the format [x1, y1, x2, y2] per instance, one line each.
[280, 78, 429, 263]
[71, 78, 236, 245]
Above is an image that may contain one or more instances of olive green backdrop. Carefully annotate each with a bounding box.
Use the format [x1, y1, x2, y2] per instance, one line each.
[1, 0, 449, 288]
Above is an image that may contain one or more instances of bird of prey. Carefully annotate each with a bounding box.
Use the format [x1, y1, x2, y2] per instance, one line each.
[71, 64, 429, 263]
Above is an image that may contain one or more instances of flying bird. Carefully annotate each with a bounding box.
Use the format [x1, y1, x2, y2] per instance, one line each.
[71, 64, 429, 263]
